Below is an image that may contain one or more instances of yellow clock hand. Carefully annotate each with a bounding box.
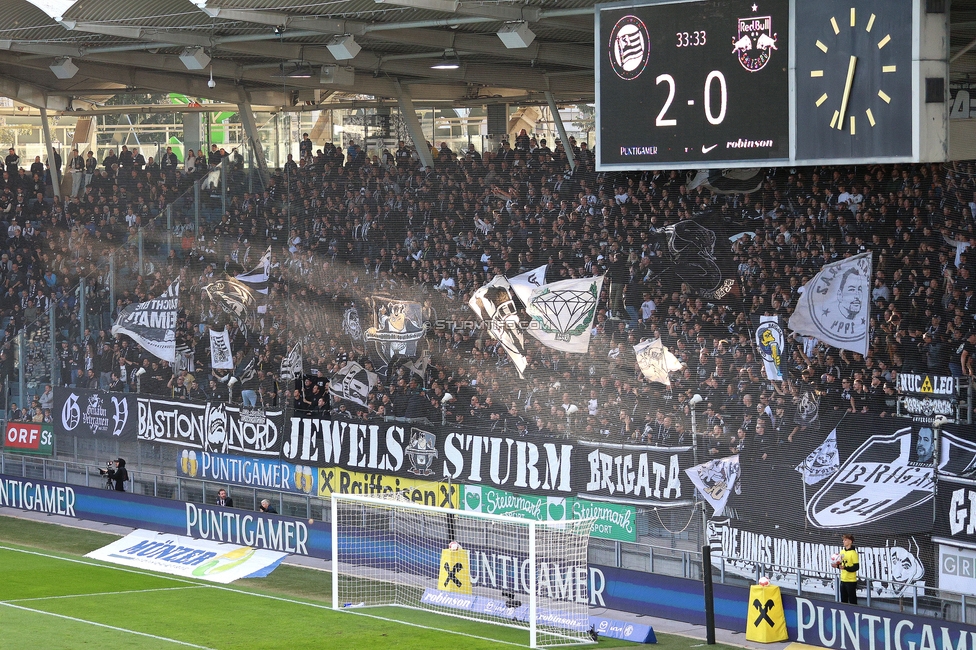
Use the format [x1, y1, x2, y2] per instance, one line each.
[837, 55, 858, 131]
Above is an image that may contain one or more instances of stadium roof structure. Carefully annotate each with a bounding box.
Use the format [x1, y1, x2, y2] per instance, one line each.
[0, 0, 972, 111]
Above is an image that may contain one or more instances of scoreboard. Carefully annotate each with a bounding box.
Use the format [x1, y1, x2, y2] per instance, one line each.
[596, 0, 949, 170]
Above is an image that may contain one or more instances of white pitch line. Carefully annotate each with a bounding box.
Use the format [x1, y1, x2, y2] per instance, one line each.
[2, 545, 539, 648]
[0, 544, 202, 586]
[4, 585, 207, 603]
[0, 601, 218, 649]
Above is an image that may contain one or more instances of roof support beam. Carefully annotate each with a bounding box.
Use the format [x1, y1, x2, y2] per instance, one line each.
[393, 79, 435, 168]
[0, 74, 67, 110]
[237, 88, 269, 186]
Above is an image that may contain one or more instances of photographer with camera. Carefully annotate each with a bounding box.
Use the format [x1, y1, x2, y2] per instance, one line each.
[99, 458, 128, 492]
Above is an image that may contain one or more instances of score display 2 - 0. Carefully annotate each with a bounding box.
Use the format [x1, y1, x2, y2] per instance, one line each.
[597, 0, 790, 169]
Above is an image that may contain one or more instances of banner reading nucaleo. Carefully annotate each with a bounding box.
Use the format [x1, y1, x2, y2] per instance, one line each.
[137, 397, 283, 458]
[54, 387, 136, 441]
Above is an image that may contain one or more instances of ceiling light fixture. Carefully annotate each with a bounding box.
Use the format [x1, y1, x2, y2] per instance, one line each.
[179, 46, 211, 70]
[497, 22, 536, 49]
[49, 56, 78, 79]
[326, 35, 361, 61]
[431, 50, 460, 70]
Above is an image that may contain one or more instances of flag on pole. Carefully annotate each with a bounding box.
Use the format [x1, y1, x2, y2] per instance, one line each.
[685, 455, 741, 515]
[235, 246, 271, 313]
[788, 252, 872, 356]
[112, 280, 179, 363]
[280, 342, 303, 381]
[509, 264, 548, 305]
[469, 275, 528, 377]
[754, 315, 786, 381]
[209, 328, 234, 369]
[524, 276, 604, 353]
[634, 338, 684, 386]
[329, 361, 378, 407]
[795, 429, 840, 485]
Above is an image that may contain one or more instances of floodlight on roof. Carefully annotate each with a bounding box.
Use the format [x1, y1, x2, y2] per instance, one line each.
[431, 50, 461, 70]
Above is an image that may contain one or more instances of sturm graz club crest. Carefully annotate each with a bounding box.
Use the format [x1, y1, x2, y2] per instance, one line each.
[405, 427, 438, 476]
[608, 15, 650, 81]
[732, 10, 778, 72]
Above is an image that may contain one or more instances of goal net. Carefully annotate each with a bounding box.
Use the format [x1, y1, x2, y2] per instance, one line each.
[331, 493, 597, 648]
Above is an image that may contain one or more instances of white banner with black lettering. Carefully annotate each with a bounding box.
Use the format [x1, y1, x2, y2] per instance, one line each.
[85, 529, 285, 584]
[111, 280, 179, 363]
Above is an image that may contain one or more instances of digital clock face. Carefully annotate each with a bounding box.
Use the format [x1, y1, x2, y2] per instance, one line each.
[597, 0, 790, 170]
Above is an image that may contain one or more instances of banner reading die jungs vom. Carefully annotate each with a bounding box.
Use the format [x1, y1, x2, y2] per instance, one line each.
[3, 421, 54, 456]
[460, 485, 637, 543]
[176, 450, 317, 496]
[316, 466, 459, 509]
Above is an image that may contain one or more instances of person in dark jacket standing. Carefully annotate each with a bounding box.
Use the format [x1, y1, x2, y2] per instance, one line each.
[100, 458, 128, 491]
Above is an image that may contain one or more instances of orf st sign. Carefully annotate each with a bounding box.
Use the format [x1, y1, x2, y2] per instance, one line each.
[3, 422, 54, 456]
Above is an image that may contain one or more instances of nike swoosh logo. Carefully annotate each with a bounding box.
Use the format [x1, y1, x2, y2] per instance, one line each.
[702, 144, 719, 154]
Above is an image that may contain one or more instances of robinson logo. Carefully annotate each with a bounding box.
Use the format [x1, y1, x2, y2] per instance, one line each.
[609, 15, 649, 81]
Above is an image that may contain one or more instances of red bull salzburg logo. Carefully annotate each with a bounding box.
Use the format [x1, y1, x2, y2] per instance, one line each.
[733, 11, 777, 72]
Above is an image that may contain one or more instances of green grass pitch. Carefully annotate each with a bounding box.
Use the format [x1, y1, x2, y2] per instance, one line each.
[0, 515, 741, 650]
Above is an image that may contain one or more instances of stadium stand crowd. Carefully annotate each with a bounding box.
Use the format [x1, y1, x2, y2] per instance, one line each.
[2, 132, 976, 461]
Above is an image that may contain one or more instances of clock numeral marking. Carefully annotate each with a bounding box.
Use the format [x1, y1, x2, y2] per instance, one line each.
[830, 17, 840, 34]
[866, 109, 876, 127]
[866, 14, 876, 32]
[878, 34, 891, 49]
[878, 90, 892, 104]
[850, 7, 856, 27]
[883, 65, 897, 73]
[811, 70, 824, 77]
[850, 115, 856, 135]
[816, 93, 829, 107]
[830, 110, 840, 129]
[816, 40, 828, 53]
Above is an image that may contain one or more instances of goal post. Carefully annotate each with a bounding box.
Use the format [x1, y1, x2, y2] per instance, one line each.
[330, 493, 597, 648]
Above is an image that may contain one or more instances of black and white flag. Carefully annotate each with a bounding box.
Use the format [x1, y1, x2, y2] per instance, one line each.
[328, 361, 378, 407]
[112, 280, 179, 363]
[341, 306, 363, 344]
[509, 264, 548, 305]
[234, 352, 257, 385]
[634, 338, 684, 386]
[203, 278, 258, 335]
[754, 315, 786, 381]
[209, 328, 234, 370]
[795, 429, 839, 485]
[662, 211, 739, 301]
[469, 275, 528, 377]
[685, 455, 740, 515]
[280, 342, 303, 381]
[402, 350, 431, 382]
[788, 252, 872, 356]
[235, 246, 271, 314]
[794, 390, 820, 428]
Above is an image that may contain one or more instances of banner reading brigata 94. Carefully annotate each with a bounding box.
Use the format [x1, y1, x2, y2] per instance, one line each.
[731, 414, 946, 535]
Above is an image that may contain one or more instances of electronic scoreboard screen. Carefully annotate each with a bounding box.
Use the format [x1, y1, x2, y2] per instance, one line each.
[597, 0, 790, 169]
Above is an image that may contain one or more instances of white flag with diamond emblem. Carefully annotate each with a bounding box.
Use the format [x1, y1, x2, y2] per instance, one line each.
[788, 252, 872, 356]
[524, 276, 604, 353]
